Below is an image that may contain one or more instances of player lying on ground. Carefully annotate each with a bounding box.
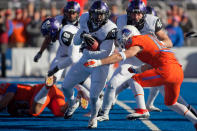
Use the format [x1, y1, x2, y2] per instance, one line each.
[0, 77, 88, 116]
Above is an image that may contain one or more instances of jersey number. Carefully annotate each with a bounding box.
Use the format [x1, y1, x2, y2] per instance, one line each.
[61, 31, 74, 46]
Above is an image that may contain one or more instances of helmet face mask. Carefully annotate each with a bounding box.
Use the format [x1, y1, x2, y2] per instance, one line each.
[90, 11, 106, 26]
[63, 1, 80, 23]
[126, 0, 146, 30]
[89, 1, 110, 27]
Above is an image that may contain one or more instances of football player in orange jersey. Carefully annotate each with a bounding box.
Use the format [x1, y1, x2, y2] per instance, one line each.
[84, 25, 197, 129]
[0, 81, 67, 116]
[0, 76, 88, 117]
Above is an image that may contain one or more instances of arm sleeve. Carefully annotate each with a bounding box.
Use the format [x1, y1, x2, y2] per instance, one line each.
[57, 44, 81, 69]
[83, 39, 114, 59]
[155, 18, 163, 33]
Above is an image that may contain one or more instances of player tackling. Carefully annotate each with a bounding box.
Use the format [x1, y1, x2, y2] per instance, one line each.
[84, 25, 197, 129]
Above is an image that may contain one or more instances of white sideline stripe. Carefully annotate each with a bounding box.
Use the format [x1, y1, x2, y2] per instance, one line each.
[116, 100, 161, 131]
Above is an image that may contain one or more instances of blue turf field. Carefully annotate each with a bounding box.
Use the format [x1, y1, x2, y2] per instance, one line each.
[0, 78, 197, 131]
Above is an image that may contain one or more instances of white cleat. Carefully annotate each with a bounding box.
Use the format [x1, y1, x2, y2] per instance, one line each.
[88, 118, 97, 128]
[126, 109, 150, 120]
[64, 99, 80, 119]
[97, 114, 109, 122]
[146, 105, 162, 112]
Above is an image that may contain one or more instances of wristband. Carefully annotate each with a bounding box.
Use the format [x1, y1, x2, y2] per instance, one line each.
[119, 51, 126, 61]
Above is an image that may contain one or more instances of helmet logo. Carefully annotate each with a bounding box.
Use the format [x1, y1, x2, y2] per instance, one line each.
[122, 28, 132, 38]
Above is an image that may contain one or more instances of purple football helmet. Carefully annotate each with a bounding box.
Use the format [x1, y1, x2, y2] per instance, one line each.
[41, 18, 51, 36]
[89, 1, 110, 27]
[41, 18, 62, 42]
[63, 1, 80, 23]
[126, 0, 146, 30]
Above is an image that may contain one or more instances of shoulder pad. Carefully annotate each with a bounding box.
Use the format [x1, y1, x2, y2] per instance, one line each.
[105, 28, 118, 40]
[61, 31, 74, 46]
[155, 18, 163, 32]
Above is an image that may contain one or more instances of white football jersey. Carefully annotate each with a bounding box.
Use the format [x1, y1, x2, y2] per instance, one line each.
[56, 24, 82, 62]
[117, 14, 161, 36]
[74, 13, 117, 60]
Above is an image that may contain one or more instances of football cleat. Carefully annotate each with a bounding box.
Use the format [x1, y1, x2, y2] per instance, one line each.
[88, 118, 97, 128]
[97, 114, 109, 122]
[146, 105, 162, 112]
[45, 76, 56, 88]
[97, 110, 104, 117]
[187, 105, 197, 118]
[80, 97, 88, 109]
[64, 99, 80, 119]
[126, 108, 150, 120]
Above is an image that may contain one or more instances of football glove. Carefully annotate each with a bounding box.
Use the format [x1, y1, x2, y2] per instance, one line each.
[34, 51, 42, 62]
[48, 66, 59, 77]
[81, 32, 99, 51]
[84, 59, 102, 68]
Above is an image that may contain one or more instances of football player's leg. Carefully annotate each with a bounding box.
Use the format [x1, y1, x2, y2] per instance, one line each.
[62, 63, 89, 118]
[88, 66, 109, 127]
[31, 94, 50, 116]
[146, 87, 162, 112]
[114, 62, 137, 102]
[127, 69, 164, 119]
[126, 78, 150, 120]
[34, 76, 56, 105]
[165, 83, 197, 124]
[48, 86, 66, 116]
[177, 96, 197, 117]
[62, 63, 88, 106]
[34, 85, 49, 107]
[99, 69, 132, 121]
[164, 65, 197, 125]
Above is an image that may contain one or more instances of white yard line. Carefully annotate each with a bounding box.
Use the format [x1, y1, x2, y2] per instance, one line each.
[116, 100, 161, 131]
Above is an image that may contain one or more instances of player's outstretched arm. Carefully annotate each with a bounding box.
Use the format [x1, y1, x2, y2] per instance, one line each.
[34, 36, 51, 62]
[84, 46, 141, 67]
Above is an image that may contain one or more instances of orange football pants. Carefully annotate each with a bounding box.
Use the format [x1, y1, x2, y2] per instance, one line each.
[30, 85, 66, 116]
[132, 64, 184, 105]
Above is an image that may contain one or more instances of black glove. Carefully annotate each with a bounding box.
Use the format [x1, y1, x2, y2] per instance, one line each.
[79, 42, 88, 52]
[48, 66, 59, 77]
[34, 51, 42, 62]
[81, 32, 95, 46]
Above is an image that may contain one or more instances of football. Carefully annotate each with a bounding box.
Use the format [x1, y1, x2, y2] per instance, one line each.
[86, 38, 99, 51]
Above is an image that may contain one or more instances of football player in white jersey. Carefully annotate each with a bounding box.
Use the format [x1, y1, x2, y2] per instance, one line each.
[96, 0, 173, 121]
[33, 1, 80, 63]
[62, 1, 117, 128]
[33, 17, 82, 106]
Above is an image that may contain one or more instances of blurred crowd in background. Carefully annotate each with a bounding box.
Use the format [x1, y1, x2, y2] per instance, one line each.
[0, 0, 197, 50]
